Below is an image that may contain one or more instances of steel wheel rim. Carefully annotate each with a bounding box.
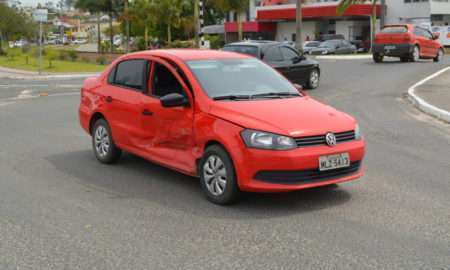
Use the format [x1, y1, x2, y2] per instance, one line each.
[310, 70, 319, 88]
[203, 155, 227, 196]
[95, 126, 110, 158]
[414, 47, 419, 61]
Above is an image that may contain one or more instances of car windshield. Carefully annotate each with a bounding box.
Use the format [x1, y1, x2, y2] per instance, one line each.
[319, 40, 339, 48]
[222, 46, 259, 58]
[381, 26, 408, 33]
[186, 58, 300, 100]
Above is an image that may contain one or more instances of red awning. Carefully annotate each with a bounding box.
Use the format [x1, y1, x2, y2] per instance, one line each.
[257, 4, 381, 21]
[224, 21, 277, 33]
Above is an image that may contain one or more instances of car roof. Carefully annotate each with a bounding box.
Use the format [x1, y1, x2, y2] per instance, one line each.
[225, 40, 283, 49]
[124, 49, 253, 62]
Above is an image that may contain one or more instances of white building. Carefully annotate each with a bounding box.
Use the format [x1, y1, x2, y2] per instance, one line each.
[224, 0, 450, 43]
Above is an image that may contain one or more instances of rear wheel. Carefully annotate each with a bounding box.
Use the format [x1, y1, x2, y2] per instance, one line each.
[92, 119, 122, 164]
[373, 53, 383, 63]
[307, 68, 320, 89]
[410, 45, 420, 62]
[434, 48, 444, 62]
[199, 145, 240, 205]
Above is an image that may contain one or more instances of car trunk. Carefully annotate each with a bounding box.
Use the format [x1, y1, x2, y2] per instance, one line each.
[375, 32, 412, 44]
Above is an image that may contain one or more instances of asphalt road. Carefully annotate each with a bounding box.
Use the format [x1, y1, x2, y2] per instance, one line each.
[0, 57, 449, 270]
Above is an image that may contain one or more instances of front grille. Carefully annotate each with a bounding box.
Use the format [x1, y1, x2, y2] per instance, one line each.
[254, 161, 361, 185]
[295, 130, 355, 147]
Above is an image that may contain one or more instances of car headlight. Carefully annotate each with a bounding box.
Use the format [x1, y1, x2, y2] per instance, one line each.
[241, 129, 297, 150]
[355, 124, 362, 140]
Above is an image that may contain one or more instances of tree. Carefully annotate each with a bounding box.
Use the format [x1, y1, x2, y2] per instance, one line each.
[129, 0, 156, 48]
[0, 3, 36, 54]
[215, 0, 249, 41]
[154, 0, 190, 45]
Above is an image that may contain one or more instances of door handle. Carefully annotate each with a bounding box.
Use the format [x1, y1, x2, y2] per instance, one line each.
[142, 109, 153, 116]
[105, 96, 113, 103]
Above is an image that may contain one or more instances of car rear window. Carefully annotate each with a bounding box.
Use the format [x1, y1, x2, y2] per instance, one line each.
[223, 46, 259, 58]
[381, 26, 408, 33]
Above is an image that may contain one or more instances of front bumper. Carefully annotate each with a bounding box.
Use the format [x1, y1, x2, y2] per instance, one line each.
[372, 43, 414, 57]
[233, 139, 366, 192]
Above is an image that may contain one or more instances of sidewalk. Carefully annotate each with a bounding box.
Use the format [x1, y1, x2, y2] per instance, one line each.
[408, 67, 450, 123]
[0, 66, 99, 80]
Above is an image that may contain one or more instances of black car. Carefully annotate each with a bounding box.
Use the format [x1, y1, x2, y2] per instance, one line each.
[223, 41, 320, 89]
[310, 40, 357, 55]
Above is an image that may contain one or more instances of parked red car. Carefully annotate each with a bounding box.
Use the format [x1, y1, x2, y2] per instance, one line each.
[373, 24, 444, 63]
[79, 50, 366, 204]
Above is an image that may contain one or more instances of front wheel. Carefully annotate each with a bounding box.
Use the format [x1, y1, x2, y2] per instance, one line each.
[92, 119, 122, 164]
[434, 48, 444, 62]
[373, 53, 383, 63]
[199, 145, 240, 205]
[307, 68, 320, 89]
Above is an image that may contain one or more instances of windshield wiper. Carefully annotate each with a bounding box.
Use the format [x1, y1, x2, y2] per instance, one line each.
[213, 95, 252, 101]
[251, 92, 300, 98]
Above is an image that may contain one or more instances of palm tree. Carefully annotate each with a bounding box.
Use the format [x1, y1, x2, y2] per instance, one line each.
[295, 0, 303, 53]
[337, 0, 384, 51]
[130, 0, 156, 48]
[216, 0, 249, 41]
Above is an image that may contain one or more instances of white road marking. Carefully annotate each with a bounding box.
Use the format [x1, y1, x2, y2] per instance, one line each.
[17, 90, 34, 99]
[0, 101, 16, 107]
[407, 66, 450, 123]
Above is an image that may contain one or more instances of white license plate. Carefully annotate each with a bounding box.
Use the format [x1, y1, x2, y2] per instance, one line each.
[385, 45, 396, 50]
[319, 153, 350, 171]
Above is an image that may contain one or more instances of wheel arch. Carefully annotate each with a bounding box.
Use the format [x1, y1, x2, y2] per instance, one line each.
[89, 112, 107, 134]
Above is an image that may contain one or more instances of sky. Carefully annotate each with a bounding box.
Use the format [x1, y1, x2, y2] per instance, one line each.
[18, 0, 48, 7]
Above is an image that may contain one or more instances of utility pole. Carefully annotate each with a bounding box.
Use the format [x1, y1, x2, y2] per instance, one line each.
[199, 0, 205, 48]
[295, 0, 303, 53]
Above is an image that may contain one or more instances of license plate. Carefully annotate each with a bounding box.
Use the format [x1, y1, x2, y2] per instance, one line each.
[385, 45, 396, 50]
[319, 153, 350, 171]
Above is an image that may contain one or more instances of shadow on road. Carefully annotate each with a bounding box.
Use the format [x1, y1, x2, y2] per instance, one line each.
[47, 150, 353, 219]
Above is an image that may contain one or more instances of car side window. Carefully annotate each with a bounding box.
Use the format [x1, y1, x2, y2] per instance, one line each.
[152, 63, 185, 98]
[264, 46, 283, 62]
[280, 46, 299, 61]
[423, 30, 433, 39]
[112, 59, 149, 91]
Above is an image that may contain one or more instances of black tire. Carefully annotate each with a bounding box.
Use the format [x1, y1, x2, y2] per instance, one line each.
[400, 56, 409, 62]
[199, 145, 240, 205]
[410, 45, 420, 62]
[434, 48, 444, 62]
[373, 53, 383, 63]
[92, 118, 122, 164]
[307, 68, 320, 89]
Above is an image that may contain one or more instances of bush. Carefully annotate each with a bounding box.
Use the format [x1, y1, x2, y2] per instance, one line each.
[165, 40, 194, 49]
[68, 50, 78, 62]
[81, 56, 91, 63]
[45, 48, 59, 68]
[96, 56, 107, 65]
[6, 48, 20, 61]
[59, 50, 69, 61]
[206, 35, 224, 49]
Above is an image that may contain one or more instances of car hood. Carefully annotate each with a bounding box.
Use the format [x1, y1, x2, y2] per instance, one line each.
[208, 97, 355, 137]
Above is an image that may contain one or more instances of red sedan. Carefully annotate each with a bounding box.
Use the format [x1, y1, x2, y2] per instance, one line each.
[79, 50, 366, 204]
[373, 24, 444, 63]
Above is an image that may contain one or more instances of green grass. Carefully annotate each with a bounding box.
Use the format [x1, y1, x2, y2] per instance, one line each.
[0, 52, 106, 73]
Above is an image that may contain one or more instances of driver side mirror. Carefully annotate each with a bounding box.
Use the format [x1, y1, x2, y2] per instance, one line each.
[160, 93, 189, 108]
[432, 32, 440, 40]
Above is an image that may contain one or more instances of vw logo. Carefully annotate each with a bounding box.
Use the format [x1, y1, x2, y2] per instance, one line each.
[325, 132, 337, 147]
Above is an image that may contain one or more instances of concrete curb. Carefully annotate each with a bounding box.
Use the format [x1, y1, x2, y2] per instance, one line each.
[315, 54, 372, 60]
[407, 66, 450, 123]
[0, 67, 99, 80]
